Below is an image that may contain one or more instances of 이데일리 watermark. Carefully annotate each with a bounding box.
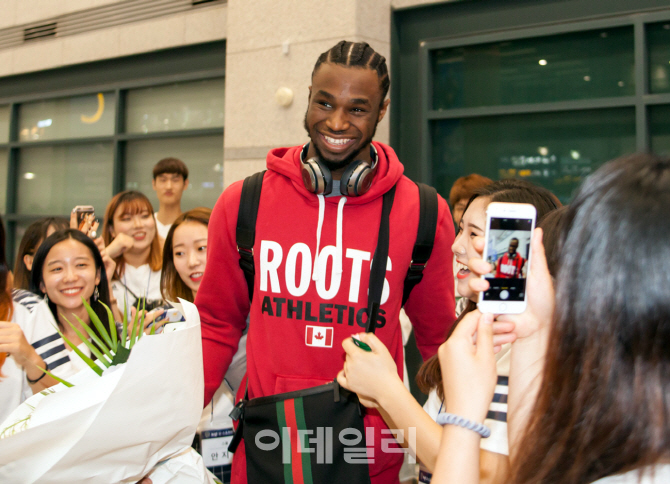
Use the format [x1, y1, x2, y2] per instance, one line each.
[253, 426, 417, 465]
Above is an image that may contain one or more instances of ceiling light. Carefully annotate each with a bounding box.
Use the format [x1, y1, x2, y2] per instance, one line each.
[538, 59, 547, 66]
[23, 172, 36, 180]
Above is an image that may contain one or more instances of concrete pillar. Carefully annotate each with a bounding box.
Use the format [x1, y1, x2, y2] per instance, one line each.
[223, 0, 392, 188]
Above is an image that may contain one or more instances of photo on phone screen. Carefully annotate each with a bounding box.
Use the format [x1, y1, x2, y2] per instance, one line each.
[482, 217, 533, 302]
[73, 205, 95, 230]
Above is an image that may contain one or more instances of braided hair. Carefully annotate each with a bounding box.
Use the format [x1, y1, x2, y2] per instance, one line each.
[312, 41, 390, 106]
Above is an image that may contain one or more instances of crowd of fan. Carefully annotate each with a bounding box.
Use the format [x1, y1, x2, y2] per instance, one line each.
[1, 152, 670, 484]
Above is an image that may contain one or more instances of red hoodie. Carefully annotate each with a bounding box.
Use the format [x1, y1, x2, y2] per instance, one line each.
[197, 141, 455, 483]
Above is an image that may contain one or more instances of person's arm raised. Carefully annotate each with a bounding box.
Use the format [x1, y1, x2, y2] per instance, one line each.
[0, 321, 60, 393]
[467, 229, 554, 459]
[431, 310, 497, 484]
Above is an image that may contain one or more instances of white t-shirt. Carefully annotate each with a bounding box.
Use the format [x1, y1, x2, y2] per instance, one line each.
[592, 465, 670, 483]
[154, 212, 171, 240]
[0, 299, 86, 424]
[111, 264, 162, 314]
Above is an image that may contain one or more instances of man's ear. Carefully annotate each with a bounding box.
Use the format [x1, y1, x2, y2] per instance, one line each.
[151, 179, 157, 191]
[307, 85, 312, 102]
[377, 98, 390, 124]
[183, 179, 189, 191]
[24, 253, 34, 272]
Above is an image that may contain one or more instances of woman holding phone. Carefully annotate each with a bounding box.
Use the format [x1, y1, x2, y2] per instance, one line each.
[103, 191, 163, 314]
[337, 179, 558, 484]
[431, 155, 670, 484]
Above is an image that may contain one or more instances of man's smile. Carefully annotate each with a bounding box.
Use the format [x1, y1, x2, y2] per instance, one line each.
[320, 133, 355, 151]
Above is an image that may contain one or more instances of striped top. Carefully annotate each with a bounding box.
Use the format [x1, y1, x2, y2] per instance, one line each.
[11, 288, 42, 313]
[481, 343, 510, 456]
[28, 300, 73, 375]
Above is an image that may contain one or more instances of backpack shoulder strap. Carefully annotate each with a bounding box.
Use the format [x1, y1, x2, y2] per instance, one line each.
[236, 170, 266, 302]
[402, 182, 439, 306]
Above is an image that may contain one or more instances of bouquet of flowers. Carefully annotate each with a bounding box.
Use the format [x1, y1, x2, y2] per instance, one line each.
[0, 299, 216, 484]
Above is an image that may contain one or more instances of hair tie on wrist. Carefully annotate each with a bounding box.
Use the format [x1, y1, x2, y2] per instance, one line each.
[436, 412, 491, 438]
[26, 361, 48, 385]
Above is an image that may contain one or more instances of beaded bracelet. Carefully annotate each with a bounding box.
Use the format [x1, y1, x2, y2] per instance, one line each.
[436, 412, 491, 438]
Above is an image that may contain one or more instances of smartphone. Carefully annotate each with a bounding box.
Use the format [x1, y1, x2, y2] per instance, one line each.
[478, 202, 536, 314]
[73, 205, 95, 230]
[154, 307, 185, 324]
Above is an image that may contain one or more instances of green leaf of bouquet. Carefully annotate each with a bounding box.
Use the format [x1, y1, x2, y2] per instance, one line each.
[138, 296, 147, 342]
[34, 362, 74, 388]
[110, 344, 131, 366]
[121, 298, 128, 347]
[65, 315, 111, 368]
[149, 322, 157, 335]
[100, 301, 118, 352]
[82, 297, 114, 350]
[73, 314, 113, 363]
[55, 319, 104, 376]
[129, 303, 140, 349]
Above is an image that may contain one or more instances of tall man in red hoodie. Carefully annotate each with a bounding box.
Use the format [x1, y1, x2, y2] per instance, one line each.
[196, 41, 456, 483]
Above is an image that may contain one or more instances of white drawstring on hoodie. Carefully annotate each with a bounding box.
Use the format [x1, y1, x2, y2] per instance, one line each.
[312, 195, 347, 281]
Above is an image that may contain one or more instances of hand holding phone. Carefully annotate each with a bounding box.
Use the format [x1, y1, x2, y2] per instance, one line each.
[154, 307, 185, 324]
[478, 202, 536, 314]
[73, 205, 95, 230]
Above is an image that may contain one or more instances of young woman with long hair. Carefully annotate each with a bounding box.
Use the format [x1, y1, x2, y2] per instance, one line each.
[0, 226, 97, 422]
[103, 191, 163, 313]
[430, 154, 670, 484]
[506, 154, 670, 484]
[160, 207, 245, 484]
[29, 230, 116, 369]
[337, 179, 559, 483]
[160, 207, 211, 303]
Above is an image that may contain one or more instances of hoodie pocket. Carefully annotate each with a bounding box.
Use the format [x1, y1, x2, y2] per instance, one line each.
[274, 374, 331, 394]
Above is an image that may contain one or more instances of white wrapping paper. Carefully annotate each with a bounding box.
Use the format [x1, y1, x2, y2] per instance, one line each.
[0, 299, 205, 484]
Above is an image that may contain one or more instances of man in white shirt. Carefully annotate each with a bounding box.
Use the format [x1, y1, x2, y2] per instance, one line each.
[152, 157, 189, 240]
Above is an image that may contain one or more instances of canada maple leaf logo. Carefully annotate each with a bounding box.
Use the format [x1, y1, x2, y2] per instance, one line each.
[305, 326, 333, 348]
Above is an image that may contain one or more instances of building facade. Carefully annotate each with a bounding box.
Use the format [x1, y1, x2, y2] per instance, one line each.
[1, 0, 669, 256]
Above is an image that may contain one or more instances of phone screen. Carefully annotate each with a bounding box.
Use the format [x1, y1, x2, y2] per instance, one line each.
[482, 217, 533, 302]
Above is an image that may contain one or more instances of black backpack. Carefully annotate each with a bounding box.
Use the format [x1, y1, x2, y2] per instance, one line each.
[235, 171, 438, 308]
